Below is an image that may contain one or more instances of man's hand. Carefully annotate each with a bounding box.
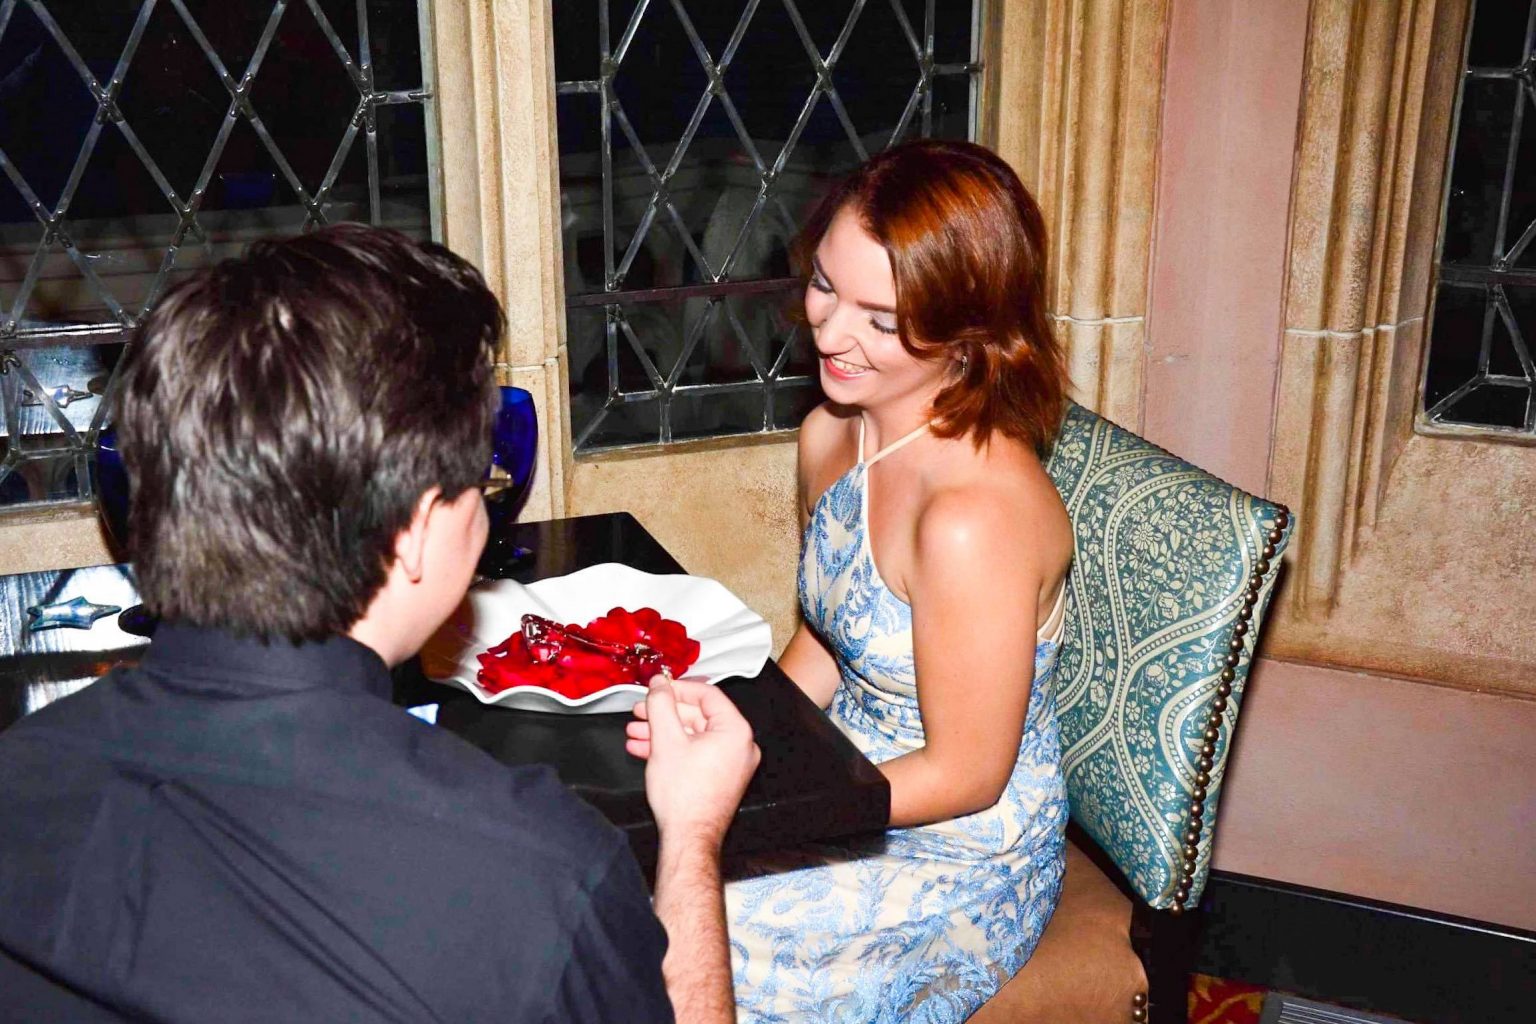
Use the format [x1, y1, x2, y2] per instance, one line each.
[626, 678, 760, 848]
[628, 679, 757, 1023]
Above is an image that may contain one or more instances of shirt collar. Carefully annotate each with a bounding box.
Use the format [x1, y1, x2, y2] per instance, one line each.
[142, 622, 393, 699]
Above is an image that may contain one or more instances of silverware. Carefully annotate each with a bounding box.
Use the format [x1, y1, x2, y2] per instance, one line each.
[518, 613, 670, 681]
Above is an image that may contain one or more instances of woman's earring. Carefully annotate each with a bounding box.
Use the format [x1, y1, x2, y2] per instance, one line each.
[959, 354, 969, 375]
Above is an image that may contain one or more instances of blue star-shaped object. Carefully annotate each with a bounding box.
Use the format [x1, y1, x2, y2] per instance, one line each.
[25, 596, 122, 633]
[21, 384, 93, 408]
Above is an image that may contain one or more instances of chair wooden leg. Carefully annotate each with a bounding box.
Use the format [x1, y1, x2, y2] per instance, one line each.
[1130, 903, 1201, 1024]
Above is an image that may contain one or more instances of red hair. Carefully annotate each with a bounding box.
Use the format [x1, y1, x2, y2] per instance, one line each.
[798, 140, 1066, 452]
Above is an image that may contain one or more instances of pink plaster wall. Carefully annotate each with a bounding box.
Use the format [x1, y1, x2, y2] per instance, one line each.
[1147, 0, 1536, 930]
[1215, 658, 1536, 930]
[1143, 0, 1308, 493]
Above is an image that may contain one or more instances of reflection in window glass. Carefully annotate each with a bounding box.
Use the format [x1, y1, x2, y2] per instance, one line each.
[553, 0, 983, 451]
[1424, 0, 1536, 436]
[0, 1, 434, 511]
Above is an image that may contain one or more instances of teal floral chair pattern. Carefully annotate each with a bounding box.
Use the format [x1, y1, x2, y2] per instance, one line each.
[1044, 402, 1292, 1023]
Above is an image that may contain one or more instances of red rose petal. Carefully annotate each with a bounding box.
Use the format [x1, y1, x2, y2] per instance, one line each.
[476, 606, 702, 699]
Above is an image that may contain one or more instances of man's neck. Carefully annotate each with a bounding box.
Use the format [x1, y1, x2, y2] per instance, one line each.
[347, 582, 419, 667]
[346, 617, 402, 667]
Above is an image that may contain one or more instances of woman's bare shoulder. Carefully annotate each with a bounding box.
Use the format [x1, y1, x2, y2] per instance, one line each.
[794, 402, 862, 519]
[798, 402, 857, 475]
[799, 401, 853, 446]
[915, 436, 1072, 580]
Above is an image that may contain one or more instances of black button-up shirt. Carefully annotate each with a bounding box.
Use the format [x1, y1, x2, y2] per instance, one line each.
[0, 625, 672, 1023]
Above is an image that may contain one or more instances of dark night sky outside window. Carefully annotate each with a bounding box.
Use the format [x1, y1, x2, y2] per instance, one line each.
[0, 0, 434, 512]
[553, 0, 983, 452]
[1425, 0, 1536, 437]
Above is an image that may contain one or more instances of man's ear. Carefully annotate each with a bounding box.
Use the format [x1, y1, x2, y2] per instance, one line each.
[395, 487, 442, 584]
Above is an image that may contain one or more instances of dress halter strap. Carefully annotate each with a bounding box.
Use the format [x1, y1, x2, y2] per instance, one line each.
[859, 418, 935, 467]
[1037, 580, 1068, 643]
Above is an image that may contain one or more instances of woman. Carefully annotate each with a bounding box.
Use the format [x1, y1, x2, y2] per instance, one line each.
[724, 140, 1074, 1022]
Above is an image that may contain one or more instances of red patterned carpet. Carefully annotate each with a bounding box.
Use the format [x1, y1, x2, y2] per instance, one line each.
[1189, 974, 1267, 1024]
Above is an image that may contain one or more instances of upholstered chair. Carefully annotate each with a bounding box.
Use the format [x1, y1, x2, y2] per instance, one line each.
[973, 403, 1294, 1024]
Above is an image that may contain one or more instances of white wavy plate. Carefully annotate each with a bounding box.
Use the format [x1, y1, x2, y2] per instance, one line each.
[419, 563, 773, 713]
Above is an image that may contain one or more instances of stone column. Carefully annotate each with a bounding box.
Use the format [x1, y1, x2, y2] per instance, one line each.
[430, 0, 569, 520]
[1269, 0, 1469, 614]
[983, 0, 1170, 430]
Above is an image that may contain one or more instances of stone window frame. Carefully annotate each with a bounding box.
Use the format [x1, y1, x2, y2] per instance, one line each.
[1265, 0, 1535, 695]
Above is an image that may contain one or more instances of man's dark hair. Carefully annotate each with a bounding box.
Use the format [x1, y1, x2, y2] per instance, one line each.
[117, 223, 502, 642]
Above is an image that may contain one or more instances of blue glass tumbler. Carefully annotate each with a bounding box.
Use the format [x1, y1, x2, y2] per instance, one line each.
[94, 426, 130, 555]
[477, 386, 539, 576]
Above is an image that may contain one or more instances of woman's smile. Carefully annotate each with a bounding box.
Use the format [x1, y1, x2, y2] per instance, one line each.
[821, 353, 872, 380]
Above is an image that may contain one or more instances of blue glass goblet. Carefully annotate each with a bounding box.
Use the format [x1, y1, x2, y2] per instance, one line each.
[94, 426, 130, 555]
[477, 386, 539, 577]
[95, 427, 156, 636]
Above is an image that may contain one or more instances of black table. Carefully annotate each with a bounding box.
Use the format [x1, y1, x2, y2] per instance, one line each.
[394, 512, 891, 870]
[1, 512, 891, 870]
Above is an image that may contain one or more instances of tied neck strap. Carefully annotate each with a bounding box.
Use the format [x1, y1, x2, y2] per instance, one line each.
[858, 418, 936, 467]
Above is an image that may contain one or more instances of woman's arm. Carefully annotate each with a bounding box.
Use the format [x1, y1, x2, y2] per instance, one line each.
[878, 490, 1048, 828]
[778, 403, 849, 709]
[777, 621, 842, 709]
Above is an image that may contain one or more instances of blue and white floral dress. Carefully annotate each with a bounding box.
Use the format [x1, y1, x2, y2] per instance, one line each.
[725, 421, 1071, 1023]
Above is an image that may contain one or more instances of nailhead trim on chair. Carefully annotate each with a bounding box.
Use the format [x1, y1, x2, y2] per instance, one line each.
[1167, 506, 1290, 916]
[1131, 990, 1149, 1022]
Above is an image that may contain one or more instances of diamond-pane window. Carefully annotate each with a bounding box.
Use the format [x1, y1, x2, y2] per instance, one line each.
[553, 0, 983, 451]
[1423, 0, 1536, 436]
[0, 0, 435, 511]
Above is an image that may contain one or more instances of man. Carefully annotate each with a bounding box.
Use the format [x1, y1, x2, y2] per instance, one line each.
[0, 225, 758, 1022]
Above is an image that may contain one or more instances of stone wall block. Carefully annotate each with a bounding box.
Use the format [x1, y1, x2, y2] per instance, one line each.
[1400, 0, 1466, 323]
[1322, 2, 1404, 334]
[1060, 0, 1125, 321]
[1054, 0, 1169, 325]
[0, 509, 111, 576]
[988, 0, 1169, 427]
[433, 0, 565, 370]
[1057, 317, 1145, 428]
[567, 439, 801, 652]
[1306, 330, 1362, 612]
[1282, 0, 1355, 334]
[1107, 0, 1169, 318]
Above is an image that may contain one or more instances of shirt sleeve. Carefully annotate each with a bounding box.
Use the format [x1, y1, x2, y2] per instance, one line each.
[546, 848, 675, 1024]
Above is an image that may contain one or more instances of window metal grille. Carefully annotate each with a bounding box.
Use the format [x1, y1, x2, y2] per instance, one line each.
[0, 0, 434, 512]
[553, 0, 983, 451]
[1424, 0, 1536, 437]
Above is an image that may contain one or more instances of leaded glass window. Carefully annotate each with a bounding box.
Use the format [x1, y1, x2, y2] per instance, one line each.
[0, 0, 435, 512]
[553, 0, 984, 451]
[1424, 0, 1536, 437]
